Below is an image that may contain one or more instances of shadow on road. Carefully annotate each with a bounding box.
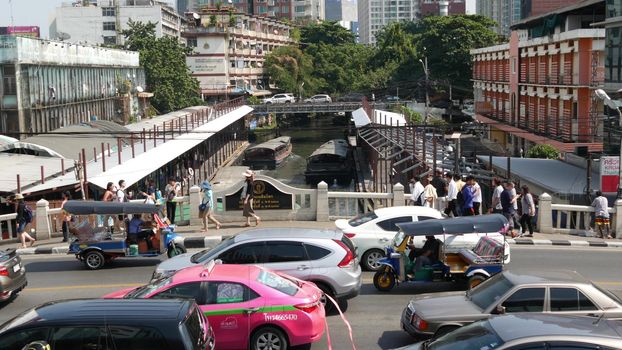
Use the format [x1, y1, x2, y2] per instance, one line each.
[359, 281, 466, 296]
[24, 258, 162, 273]
[377, 330, 416, 349]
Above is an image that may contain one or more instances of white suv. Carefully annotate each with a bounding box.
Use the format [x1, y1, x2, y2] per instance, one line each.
[262, 93, 296, 104]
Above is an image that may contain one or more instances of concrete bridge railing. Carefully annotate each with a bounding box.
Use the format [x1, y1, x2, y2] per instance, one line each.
[6, 182, 622, 243]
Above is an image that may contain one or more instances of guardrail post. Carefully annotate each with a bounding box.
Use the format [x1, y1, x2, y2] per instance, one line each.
[316, 181, 329, 222]
[537, 192, 552, 234]
[393, 183, 404, 206]
[615, 199, 622, 237]
[189, 185, 202, 226]
[35, 198, 51, 241]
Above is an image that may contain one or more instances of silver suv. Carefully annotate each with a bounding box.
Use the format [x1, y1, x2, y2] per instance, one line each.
[153, 228, 362, 310]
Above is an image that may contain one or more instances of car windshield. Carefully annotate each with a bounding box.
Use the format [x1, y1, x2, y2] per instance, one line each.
[347, 212, 378, 227]
[427, 320, 504, 350]
[593, 283, 622, 306]
[392, 231, 406, 247]
[469, 274, 514, 309]
[191, 237, 235, 263]
[256, 270, 298, 296]
[126, 277, 173, 298]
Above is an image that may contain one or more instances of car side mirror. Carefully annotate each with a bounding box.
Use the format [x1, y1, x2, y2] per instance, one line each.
[390, 252, 401, 259]
[493, 305, 506, 315]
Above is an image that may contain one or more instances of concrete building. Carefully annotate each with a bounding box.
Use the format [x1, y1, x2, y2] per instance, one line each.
[520, 0, 583, 19]
[419, 0, 465, 17]
[358, 0, 419, 45]
[183, 9, 294, 98]
[476, 0, 521, 37]
[187, 0, 324, 21]
[0, 35, 145, 137]
[470, 0, 606, 156]
[49, 0, 184, 45]
[325, 0, 358, 39]
[358, 0, 467, 45]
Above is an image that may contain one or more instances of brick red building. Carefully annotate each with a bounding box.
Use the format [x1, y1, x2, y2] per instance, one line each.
[471, 0, 606, 155]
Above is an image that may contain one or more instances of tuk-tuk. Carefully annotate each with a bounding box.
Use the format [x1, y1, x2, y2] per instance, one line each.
[65, 201, 186, 270]
[373, 214, 509, 292]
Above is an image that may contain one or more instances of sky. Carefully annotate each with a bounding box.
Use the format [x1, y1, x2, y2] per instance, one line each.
[0, 0, 65, 38]
[0, 0, 477, 39]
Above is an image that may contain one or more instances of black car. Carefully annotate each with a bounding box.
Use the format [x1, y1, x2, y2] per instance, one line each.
[0, 299, 214, 350]
[0, 248, 26, 303]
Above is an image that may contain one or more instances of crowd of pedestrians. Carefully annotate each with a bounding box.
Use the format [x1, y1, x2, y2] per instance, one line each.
[409, 172, 538, 238]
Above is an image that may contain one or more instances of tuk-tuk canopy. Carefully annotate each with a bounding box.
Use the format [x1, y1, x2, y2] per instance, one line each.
[396, 214, 509, 236]
[63, 201, 160, 215]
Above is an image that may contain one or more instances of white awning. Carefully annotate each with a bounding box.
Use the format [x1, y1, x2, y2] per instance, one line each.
[25, 106, 253, 193]
[88, 106, 253, 190]
[352, 108, 371, 128]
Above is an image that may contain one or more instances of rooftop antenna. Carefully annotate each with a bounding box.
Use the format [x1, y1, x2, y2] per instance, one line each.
[9, 0, 15, 27]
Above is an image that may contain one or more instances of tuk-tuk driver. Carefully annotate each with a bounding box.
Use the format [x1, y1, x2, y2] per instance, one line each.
[408, 235, 440, 272]
[128, 214, 154, 250]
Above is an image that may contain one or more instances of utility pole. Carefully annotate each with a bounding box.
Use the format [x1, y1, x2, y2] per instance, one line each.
[115, 0, 122, 46]
[419, 57, 430, 123]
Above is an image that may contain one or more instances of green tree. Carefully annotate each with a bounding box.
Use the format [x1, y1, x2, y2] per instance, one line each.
[405, 15, 498, 94]
[393, 105, 423, 124]
[300, 21, 356, 46]
[122, 20, 202, 113]
[526, 144, 560, 159]
[264, 46, 318, 96]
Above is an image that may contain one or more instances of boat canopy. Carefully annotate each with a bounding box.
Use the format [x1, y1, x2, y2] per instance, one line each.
[308, 139, 349, 159]
[63, 201, 160, 215]
[245, 136, 291, 152]
[396, 214, 509, 236]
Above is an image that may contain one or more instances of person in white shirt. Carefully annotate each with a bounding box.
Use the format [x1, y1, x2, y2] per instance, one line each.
[472, 179, 482, 215]
[423, 175, 438, 209]
[490, 177, 504, 214]
[411, 176, 425, 206]
[444, 172, 458, 217]
[116, 180, 127, 203]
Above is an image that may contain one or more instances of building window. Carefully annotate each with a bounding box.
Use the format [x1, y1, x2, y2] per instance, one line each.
[606, 27, 622, 83]
[294, 6, 305, 12]
[103, 36, 116, 45]
[281, 6, 289, 13]
[187, 38, 197, 48]
[103, 22, 116, 31]
[102, 7, 115, 16]
[2, 65, 16, 95]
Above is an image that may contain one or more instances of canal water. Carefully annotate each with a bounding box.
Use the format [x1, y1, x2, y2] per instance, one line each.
[240, 114, 353, 189]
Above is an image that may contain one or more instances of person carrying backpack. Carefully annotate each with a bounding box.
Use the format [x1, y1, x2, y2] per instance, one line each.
[199, 180, 221, 232]
[15, 193, 35, 248]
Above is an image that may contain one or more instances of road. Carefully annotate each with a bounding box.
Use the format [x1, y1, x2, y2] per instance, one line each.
[2, 245, 622, 350]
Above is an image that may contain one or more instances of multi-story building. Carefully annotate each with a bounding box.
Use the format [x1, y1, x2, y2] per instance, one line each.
[186, 0, 324, 21]
[358, 0, 467, 45]
[471, 0, 606, 156]
[49, 0, 184, 46]
[520, 0, 583, 19]
[183, 9, 294, 98]
[326, 0, 358, 39]
[476, 0, 521, 37]
[0, 35, 145, 136]
[418, 0, 465, 17]
[358, 0, 419, 45]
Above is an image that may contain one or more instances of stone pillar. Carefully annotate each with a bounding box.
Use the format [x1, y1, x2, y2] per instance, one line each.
[35, 199, 51, 240]
[189, 185, 202, 226]
[393, 183, 405, 206]
[614, 199, 622, 237]
[537, 192, 552, 234]
[316, 181, 329, 222]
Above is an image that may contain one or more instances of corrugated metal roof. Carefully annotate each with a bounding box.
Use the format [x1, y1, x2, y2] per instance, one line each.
[0, 153, 68, 194]
[477, 156, 598, 197]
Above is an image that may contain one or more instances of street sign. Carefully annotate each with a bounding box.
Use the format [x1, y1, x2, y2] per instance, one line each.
[600, 156, 619, 193]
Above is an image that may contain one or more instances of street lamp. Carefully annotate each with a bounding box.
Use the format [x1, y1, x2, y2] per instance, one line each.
[595, 88, 622, 199]
[419, 57, 429, 123]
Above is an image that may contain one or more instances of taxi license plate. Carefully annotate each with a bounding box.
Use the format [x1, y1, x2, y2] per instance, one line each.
[12, 264, 20, 273]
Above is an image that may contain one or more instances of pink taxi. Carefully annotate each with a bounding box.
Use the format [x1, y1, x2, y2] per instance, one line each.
[104, 261, 325, 350]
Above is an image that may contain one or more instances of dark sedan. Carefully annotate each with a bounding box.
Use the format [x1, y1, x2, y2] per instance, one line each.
[0, 248, 26, 303]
